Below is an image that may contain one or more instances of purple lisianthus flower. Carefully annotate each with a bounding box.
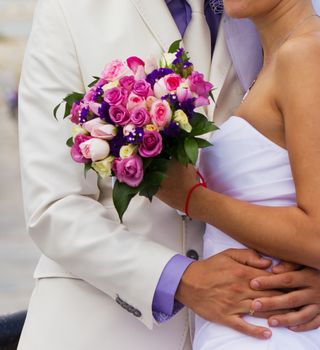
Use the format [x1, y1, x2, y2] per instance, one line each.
[71, 134, 92, 163]
[104, 87, 128, 106]
[133, 79, 152, 98]
[109, 105, 130, 126]
[146, 68, 174, 88]
[130, 108, 150, 127]
[112, 155, 144, 187]
[79, 106, 90, 124]
[120, 76, 135, 91]
[98, 101, 112, 123]
[125, 127, 144, 144]
[188, 71, 213, 97]
[109, 128, 125, 157]
[181, 98, 196, 118]
[163, 121, 181, 137]
[139, 130, 163, 158]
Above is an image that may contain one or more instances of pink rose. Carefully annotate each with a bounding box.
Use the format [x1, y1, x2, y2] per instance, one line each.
[83, 88, 96, 103]
[153, 78, 170, 99]
[133, 80, 152, 98]
[195, 96, 210, 107]
[88, 102, 102, 116]
[101, 59, 132, 82]
[112, 155, 144, 187]
[139, 131, 163, 158]
[145, 55, 158, 74]
[82, 118, 104, 133]
[126, 93, 147, 111]
[150, 100, 172, 130]
[70, 134, 92, 163]
[134, 65, 147, 80]
[104, 87, 128, 106]
[109, 105, 130, 126]
[176, 85, 193, 103]
[188, 71, 213, 97]
[70, 102, 81, 124]
[79, 138, 110, 162]
[164, 73, 182, 91]
[127, 56, 145, 74]
[119, 76, 135, 91]
[130, 108, 150, 127]
[91, 124, 117, 140]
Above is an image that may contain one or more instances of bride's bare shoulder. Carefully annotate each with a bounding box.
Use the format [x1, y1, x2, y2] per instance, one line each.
[276, 31, 320, 73]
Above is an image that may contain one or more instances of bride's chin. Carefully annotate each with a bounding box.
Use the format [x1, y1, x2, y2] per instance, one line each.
[223, 0, 282, 19]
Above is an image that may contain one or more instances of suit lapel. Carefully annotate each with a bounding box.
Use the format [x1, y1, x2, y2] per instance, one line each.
[207, 17, 232, 121]
[130, 0, 182, 52]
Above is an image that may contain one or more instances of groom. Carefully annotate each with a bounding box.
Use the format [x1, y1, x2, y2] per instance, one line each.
[18, 0, 320, 349]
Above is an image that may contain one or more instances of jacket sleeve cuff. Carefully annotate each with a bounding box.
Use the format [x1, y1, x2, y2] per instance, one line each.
[152, 254, 194, 323]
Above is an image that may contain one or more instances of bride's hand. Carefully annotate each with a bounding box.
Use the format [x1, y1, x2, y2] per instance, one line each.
[250, 264, 320, 331]
[157, 160, 198, 211]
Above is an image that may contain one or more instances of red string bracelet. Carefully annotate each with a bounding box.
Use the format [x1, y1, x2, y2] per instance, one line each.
[184, 171, 207, 218]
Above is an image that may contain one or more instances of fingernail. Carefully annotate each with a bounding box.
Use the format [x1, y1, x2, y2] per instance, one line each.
[270, 319, 279, 327]
[263, 330, 272, 339]
[251, 280, 260, 289]
[253, 300, 262, 311]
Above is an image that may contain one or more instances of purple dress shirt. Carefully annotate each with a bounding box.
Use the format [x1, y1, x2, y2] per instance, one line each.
[152, 0, 223, 322]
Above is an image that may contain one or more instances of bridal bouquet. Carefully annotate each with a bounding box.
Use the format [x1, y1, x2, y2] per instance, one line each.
[54, 40, 216, 222]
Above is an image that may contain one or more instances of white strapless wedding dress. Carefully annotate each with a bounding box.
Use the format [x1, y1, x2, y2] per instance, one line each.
[194, 116, 320, 349]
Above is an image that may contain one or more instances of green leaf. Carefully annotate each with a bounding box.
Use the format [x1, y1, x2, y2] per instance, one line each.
[66, 137, 74, 147]
[113, 180, 140, 223]
[209, 90, 216, 104]
[88, 76, 100, 88]
[184, 137, 199, 165]
[195, 138, 212, 149]
[176, 140, 189, 165]
[148, 158, 169, 173]
[142, 157, 153, 171]
[139, 171, 167, 201]
[53, 102, 63, 120]
[63, 92, 85, 119]
[84, 163, 92, 178]
[190, 113, 218, 136]
[168, 39, 182, 54]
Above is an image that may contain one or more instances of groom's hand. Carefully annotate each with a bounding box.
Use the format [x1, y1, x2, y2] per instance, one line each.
[250, 265, 320, 332]
[175, 249, 279, 340]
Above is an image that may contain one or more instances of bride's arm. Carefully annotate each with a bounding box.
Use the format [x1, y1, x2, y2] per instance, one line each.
[157, 38, 320, 269]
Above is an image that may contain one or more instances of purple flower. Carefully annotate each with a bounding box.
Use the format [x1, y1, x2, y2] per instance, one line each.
[112, 155, 144, 187]
[120, 76, 135, 91]
[98, 101, 112, 123]
[146, 68, 174, 88]
[79, 106, 90, 124]
[180, 98, 196, 118]
[109, 128, 125, 157]
[130, 108, 150, 127]
[70, 134, 92, 163]
[125, 127, 144, 144]
[163, 121, 181, 137]
[139, 131, 163, 158]
[109, 105, 130, 126]
[133, 79, 152, 98]
[104, 87, 128, 106]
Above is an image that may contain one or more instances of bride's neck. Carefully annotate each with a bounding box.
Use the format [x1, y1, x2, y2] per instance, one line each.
[251, 0, 316, 65]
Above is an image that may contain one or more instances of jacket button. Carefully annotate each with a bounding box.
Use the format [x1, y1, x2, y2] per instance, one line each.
[186, 249, 199, 260]
[133, 309, 142, 318]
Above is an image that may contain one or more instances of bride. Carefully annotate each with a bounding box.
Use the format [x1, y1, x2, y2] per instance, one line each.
[157, 0, 320, 348]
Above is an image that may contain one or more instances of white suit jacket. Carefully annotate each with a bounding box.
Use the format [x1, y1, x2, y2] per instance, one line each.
[18, 0, 261, 347]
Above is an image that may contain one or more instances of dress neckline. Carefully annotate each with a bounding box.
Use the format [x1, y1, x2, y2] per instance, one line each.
[218, 116, 288, 154]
